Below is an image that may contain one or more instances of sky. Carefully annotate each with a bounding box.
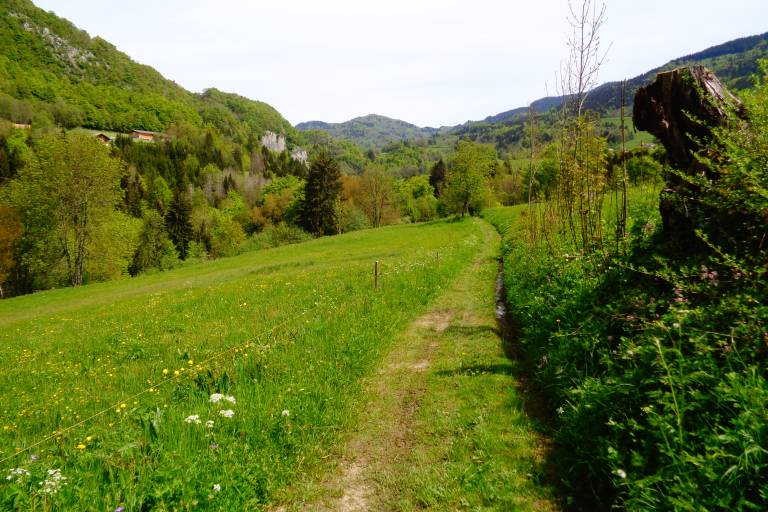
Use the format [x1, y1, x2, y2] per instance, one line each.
[32, 0, 768, 127]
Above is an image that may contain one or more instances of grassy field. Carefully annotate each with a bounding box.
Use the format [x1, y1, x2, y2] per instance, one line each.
[0, 218, 484, 510]
[276, 219, 556, 510]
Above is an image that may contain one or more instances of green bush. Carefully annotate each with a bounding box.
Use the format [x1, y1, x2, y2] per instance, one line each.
[484, 69, 768, 510]
[240, 224, 313, 253]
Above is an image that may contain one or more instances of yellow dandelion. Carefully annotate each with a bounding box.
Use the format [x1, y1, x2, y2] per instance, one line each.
[86, 436, 93, 442]
[162, 369, 169, 376]
[174, 370, 180, 377]
[188, 359, 194, 365]
[76, 444, 86, 450]
[120, 403, 127, 409]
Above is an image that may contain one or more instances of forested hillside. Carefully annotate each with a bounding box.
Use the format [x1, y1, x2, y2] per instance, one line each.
[0, 0, 296, 140]
[296, 114, 439, 150]
[482, 31, 768, 124]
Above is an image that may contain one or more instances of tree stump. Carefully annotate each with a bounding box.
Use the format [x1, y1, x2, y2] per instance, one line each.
[633, 66, 742, 241]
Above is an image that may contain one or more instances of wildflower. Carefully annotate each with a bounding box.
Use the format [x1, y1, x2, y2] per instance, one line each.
[210, 443, 219, 450]
[188, 359, 194, 366]
[6, 468, 30, 482]
[205, 420, 215, 428]
[281, 410, 290, 417]
[616, 469, 627, 479]
[162, 369, 169, 376]
[174, 370, 180, 376]
[76, 444, 86, 450]
[39, 468, 66, 495]
[219, 409, 235, 419]
[30, 454, 38, 462]
[120, 403, 127, 410]
[185, 414, 202, 425]
[210, 393, 236, 404]
[115, 507, 125, 512]
[213, 483, 221, 492]
[86, 436, 93, 442]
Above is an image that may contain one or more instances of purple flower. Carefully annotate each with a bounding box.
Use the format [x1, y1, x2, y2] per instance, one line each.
[210, 443, 219, 450]
[115, 507, 125, 512]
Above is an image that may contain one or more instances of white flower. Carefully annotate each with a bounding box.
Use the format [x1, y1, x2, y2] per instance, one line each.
[616, 469, 627, 479]
[212, 483, 221, 492]
[39, 469, 66, 495]
[185, 414, 201, 424]
[210, 393, 237, 404]
[219, 409, 235, 418]
[205, 420, 215, 428]
[7, 468, 31, 481]
[281, 409, 290, 417]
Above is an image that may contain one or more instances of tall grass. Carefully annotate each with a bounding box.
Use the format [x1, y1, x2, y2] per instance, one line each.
[485, 172, 768, 510]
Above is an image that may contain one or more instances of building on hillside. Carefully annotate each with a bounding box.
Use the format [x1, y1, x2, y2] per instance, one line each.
[130, 129, 158, 142]
[12, 123, 31, 129]
[261, 131, 286, 153]
[95, 133, 113, 145]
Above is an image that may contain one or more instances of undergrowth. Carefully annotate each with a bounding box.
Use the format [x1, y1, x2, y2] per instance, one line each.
[483, 68, 768, 511]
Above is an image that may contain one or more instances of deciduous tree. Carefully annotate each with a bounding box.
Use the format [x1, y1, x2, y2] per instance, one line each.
[358, 165, 396, 228]
[443, 141, 497, 216]
[8, 132, 125, 286]
[0, 204, 22, 297]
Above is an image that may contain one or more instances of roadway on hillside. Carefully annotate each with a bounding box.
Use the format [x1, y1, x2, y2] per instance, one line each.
[275, 220, 557, 511]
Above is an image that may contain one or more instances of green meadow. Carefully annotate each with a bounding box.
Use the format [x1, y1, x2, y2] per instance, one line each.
[0, 218, 484, 510]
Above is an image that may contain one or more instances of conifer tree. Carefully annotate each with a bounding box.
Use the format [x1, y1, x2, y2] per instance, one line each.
[300, 150, 342, 236]
[165, 190, 194, 259]
[429, 158, 447, 198]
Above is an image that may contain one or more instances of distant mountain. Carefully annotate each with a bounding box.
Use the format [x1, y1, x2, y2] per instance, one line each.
[484, 31, 768, 125]
[296, 114, 438, 150]
[0, 0, 295, 140]
[295, 32, 768, 150]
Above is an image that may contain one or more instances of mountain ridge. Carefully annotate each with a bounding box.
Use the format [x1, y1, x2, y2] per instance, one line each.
[296, 114, 439, 150]
[298, 31, 768, 148]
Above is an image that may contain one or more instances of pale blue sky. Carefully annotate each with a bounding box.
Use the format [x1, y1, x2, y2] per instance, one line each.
[32, 0, 768, 127]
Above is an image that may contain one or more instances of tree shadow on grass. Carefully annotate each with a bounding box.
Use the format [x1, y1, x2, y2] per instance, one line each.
[432, 313, 563, 508]
[442, 324, 499, 338]
[435, 361, 516, 378]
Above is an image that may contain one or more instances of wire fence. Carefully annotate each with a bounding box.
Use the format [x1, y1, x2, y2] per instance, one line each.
[0, 242, 471, 466]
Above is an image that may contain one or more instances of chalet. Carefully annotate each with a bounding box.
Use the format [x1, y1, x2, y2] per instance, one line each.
[130, 129, 158, 142]
[12, 123, 31, 129]
[95, 133, 112, 145]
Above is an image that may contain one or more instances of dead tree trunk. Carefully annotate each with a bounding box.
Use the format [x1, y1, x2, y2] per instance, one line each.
[633, 66, 742, 242]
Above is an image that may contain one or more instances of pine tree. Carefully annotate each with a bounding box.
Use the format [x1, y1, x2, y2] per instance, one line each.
[300, 150, 342, 236]
[165, 190, 194, 259]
